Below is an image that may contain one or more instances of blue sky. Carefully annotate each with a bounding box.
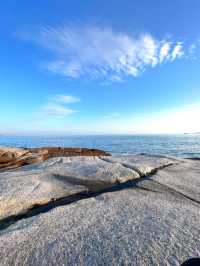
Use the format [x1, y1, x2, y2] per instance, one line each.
[1, 0, 200, 135]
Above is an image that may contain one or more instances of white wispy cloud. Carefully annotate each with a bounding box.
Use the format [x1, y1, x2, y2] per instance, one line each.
[23, 24, 195, 81]
[54, 95, 80, 104]
[42, 104, 76, 117]
[40, 94, 80, 118]
[159, 42, 171, 63]
[171, 42, 184, 61]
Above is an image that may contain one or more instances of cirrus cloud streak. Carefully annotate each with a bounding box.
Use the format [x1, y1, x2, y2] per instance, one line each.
[40, 94, 80, 118]
[24, 25, 197, 81]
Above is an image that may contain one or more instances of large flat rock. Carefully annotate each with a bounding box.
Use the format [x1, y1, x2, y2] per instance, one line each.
[0, 164, 199, 266]
[101, 154, 178, 175]
[0, 156, 140, 220]
[151, 159, 200, 202]
[0, 154, 199, 265]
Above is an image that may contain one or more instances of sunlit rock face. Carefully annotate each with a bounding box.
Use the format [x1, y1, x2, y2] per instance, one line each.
[0, 156, 140, 221]
[0, 147, 110, 170]
[0, 153, 199, 266]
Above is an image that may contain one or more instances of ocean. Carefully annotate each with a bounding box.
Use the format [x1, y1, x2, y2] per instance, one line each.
[0, 134, 200, 158]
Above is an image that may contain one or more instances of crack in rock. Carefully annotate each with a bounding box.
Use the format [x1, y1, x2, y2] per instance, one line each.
[99, 156, 177, 176]
[0, 160, 178, 231]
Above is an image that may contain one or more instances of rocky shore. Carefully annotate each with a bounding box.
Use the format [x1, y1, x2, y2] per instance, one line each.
[0, 147, 110, 170]
[0, 147, 199, 265]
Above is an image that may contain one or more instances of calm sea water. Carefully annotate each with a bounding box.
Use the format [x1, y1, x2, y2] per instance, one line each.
[0, 135, 200, 158]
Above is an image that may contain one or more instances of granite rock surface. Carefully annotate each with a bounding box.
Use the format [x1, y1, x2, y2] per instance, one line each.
[0, 153, 199, 266]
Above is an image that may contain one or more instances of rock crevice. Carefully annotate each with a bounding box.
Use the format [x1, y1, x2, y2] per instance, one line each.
[0, 155, 178, 231]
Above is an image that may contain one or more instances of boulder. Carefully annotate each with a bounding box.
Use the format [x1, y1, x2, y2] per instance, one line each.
[0, 147, 30, 164]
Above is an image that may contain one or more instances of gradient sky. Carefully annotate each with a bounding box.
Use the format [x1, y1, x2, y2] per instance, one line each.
[1, 0, 200, 135]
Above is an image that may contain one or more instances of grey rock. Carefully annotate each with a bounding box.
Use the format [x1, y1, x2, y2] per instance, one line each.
[0, 156, 140, 220]
[151, 159, 200, 202]
[101, 154, 178, 175]
[0, 155, 199, 266]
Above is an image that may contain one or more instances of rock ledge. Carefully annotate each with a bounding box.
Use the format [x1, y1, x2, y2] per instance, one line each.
[0, 147, 110, 170]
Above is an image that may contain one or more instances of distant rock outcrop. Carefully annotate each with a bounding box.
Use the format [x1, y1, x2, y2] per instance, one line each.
[0, 147, 110, 170]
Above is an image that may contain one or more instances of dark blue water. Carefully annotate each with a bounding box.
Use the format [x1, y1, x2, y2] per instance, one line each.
[0, 135, 200, 158]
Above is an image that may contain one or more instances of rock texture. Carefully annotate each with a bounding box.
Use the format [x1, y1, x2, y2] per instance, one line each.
[0, 147, 110, 170]
[0, 153, 199, 266]
[0, 156, 139, 221]
[101, 154, 178, 175]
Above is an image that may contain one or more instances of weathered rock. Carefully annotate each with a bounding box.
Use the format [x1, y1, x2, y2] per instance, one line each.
[0, 147, 30, 164]
[151, 159, 200, 202]
[30, 147, 111, 158]
[0, 147, 110, 170]
[101, 154, 178, 175]
[0, 154, 178, 222]
[0, 156, 199, 266]
[0, 156, 140, 221]
[0, 154, 199, 266]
